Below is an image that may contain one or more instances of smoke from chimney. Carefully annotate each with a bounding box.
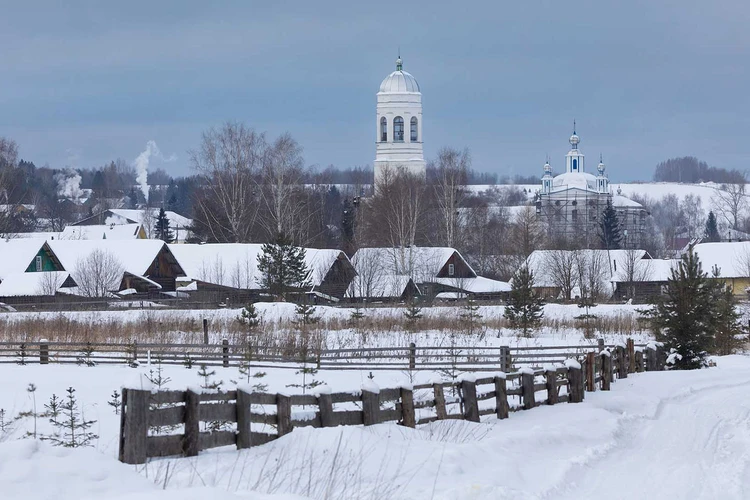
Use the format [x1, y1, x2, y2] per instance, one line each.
[54, 169, 83, 200]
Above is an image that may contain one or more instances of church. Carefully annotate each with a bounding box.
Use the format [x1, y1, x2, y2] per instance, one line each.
[535, 127, 648, 248]
[373, 56, 426, 185]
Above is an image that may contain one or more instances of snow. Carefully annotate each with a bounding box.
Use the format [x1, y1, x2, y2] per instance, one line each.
[48, 239, 173, 278]
[0, 239, 48, 280]
[59, 223, 144, 241]
[2, 355, 750, 498]
[564, 358, 582, 369]
[0, 271, 72, 297]
[361, 380, 380, 393]
[692, 241, 750, 278]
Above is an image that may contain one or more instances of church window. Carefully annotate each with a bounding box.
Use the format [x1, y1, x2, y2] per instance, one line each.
[394, 116, 404, 141]
[571, 209, 578, 221]
[410, 117, 418, 141]
[572, 159, 578, 171]
[380, 117, 387, 142]
[572, 200, 577, 206]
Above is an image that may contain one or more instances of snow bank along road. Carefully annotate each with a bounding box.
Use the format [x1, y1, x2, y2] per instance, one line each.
[1, 356, 749, 499]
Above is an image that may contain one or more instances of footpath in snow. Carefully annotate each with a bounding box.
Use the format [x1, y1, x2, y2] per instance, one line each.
[1, 356, 749, 499]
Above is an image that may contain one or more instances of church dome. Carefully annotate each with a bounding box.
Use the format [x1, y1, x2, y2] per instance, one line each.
[379, 57, 421, 93]
[552, 171, 598, 191]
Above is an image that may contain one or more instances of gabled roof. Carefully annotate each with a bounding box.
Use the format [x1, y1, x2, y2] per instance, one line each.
[352, 247, 475, 283]
[59, 224, 145, 240]
[0, 239, 52, 280]
[525, 249, 650, 288]
[692, 241, 750, 278]
[168, 243, 349, 290]
[48, 239, 181, 278]
[0, 271, 74, 297]
[346, 274, 418, 299]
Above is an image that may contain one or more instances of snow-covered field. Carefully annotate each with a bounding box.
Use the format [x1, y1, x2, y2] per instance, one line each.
[1, 352, 750, 499]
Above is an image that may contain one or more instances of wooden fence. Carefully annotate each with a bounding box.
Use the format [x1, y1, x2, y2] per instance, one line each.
[0, 338, 646, 373]
[118, 339, 666, 464]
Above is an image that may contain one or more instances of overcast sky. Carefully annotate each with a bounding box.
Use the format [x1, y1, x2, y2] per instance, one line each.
[1, 1, 748, 182]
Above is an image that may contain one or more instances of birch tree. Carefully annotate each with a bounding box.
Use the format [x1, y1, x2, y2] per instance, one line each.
[431, 147, 469, 247]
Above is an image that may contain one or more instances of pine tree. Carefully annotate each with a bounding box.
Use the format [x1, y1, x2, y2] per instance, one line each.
[646, 248, 715, 369]
[404, 301, 423, 331]
[153, 207, 175, 243]
[42, 388, 98, 448]
[704, 211, 721, 243]
[294, 302, 319, 327]
[504, 266, 544, 337]
[257, 233, 308, 300]
[599, 199, 622, 250]
[238, 302, 261, 331]
[459, 298, 483, 337]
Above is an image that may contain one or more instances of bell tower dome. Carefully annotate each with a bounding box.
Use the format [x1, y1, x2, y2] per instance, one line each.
[374, 55, 426, 187]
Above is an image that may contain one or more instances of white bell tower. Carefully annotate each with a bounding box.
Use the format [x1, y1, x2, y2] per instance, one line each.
[565, 121, 585, 174]
[374, 56, 426, 187]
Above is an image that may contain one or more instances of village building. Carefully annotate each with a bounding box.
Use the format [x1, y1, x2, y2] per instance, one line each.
[373, 56, 426, 186]
[73, 208, 192, 242]
[536, 127, 648, 248]
[0, 239, 76, 306]
[348, 247, 509, 301]
[691, 241, 750, 296]
[168, 243, 356, 304]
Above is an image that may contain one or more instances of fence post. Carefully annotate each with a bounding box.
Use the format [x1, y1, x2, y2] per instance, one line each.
[545, 368, 558, 405]
[617, 346, 628, 379]
[655, 343, 666, 370]
[120, 388, 150, 464]
[433, 384, 448, 419]
[399, 387, 416, 428]
[494, 375, 509, 419]
[646, 345, 657, 371]
[521, 371, 536, 410]
[203, 318, 209, 345]
[361, 387, 380, 426]
[627, 338, 636, 373]
[585, 352, 596, 392]
[597, 338, 605, 352]
[461, 379, 480, 422]
[635, 349, 644, 372]
[318, 391, 335, 427]
[499, 346, 511, 372]
[39, 339, 49, 365]
[277, 394, 292, 436]
[601, 352, 612, 391]
[236, 389, 251, 449]
[408, 342, 416, 371]
[184, 389, 201, 457]
[222, 338, 229, 368]
[568, 365, 584, 403]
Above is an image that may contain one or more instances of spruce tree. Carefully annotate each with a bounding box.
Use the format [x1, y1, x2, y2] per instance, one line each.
[704, 211, 721, 243]
[153, 207, 175, 243]
[504, 265, 544, 337]
[257, 233, 308, 300]
[459, 298, 483, 337]
[646, 248, 716, 369]
[599, 199, 622, 250]
[709, 267, 744, 355]
[404, 301, 423, 331]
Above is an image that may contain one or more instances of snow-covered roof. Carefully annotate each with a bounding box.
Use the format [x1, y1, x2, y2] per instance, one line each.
[346, 274, 417, 299]
[169, 243, 347, 290]
[105, 209, 192, 229]
[59, 224, 144, 240]
[610, 258, 677, 283]
[0, 271, 73, 297]
[692, 242, 750, 278]
[525, 249, 650, 290]
[0, 239, 49, 280]
[611, 195, 643, 208]
[431, 276, 510, 294]
[352, 247, 474, 283]
[379, 69, 420, 93]
[551, 172, 598, 192]
[48, 239, 174, 278]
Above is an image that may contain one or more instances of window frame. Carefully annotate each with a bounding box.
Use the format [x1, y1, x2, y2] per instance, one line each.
[393, 116, 404, 142]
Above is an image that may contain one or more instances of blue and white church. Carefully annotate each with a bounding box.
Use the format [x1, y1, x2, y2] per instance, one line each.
[536, 126, 647, 247]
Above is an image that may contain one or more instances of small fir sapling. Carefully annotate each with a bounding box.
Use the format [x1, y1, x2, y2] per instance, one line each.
[145, 358, 177, 434]
[238, 302, 261, 330]
[197, 364, 223, 390]
[183, 352, 194, 369]
[76, 341, 96, 366]
[125, 340, 139, 368]
[16, 342, 27, 365]
[16, 383, 42, 439]
[404, 301, 423, 331]
[459, 298, 483, 338]
[108, 390, 122, 415]
[0, 409, 12, 438]
[42, 387, 98, 448]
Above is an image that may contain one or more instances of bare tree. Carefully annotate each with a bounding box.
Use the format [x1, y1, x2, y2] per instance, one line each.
[431, 147, 470, 247]
[618, 249, 652, 300]
[574, 250, 609, 303]
[260, 133, 307, 242]
[511, 206, 546, 259]
[74, 250, 125, 298]
[191, 122, 266, 243]
[36, 272, 64, 297]
[713, 181, 748, 231]
[543, 250, 577, 302]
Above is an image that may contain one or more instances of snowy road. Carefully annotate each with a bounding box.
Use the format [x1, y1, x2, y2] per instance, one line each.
[546, 381, 750, 500]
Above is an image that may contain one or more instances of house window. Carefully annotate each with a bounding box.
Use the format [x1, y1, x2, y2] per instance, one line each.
[35, 256, 42, 272]
[393, 116, 404, 142]
[380, 117, 387, 142]
[410, 117, 418, 141]
[448, 264, 455, 276]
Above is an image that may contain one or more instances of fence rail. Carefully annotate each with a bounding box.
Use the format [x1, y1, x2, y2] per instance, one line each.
[118, 339, 666, 464]
[0, 338, 648, 372]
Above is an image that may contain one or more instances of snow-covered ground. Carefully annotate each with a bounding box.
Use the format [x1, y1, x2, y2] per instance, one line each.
[1, 354, 750, 499]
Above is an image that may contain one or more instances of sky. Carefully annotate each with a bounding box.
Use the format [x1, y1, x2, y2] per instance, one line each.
[0, 1, 748, 182]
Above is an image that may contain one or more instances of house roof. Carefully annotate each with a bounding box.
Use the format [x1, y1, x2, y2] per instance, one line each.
[0, 239, 50, 280]
[0, 271, 73, 297]
[47, 239, 179, 278]
[610, 258, 677, 283]
[525, 249, 650, 289]
[691, 241, 750, 278]
[346, 274, 418, 299]
[352, 247, 476, 282]
[59, 224, 144, 240]
[431, 276, 510, 293]
[168, 243, 348, 290]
